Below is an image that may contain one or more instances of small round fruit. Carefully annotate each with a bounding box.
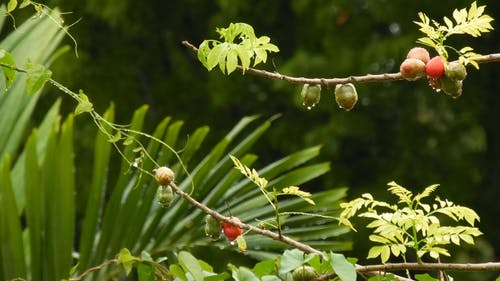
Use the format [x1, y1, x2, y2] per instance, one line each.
[334, 83, 358, 111]
[400, 58, 426, 81]
[440, 76, 463, 98]
[157, 185, 174, 208]
[292, 266, 317, 281]
[407, 47, 430, 64]
[425, 56, 445, 78]
[222, 216, 243, 241]
[445, 61, 467, 81]
[204, 215, 222, 240]
[154, 166, 175, 186]
[301, 84, 321, 109]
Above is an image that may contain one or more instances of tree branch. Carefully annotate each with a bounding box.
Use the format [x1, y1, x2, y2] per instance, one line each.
[357, 262, 500, 273]
[181, 40, 500, 86]
[169, 182, 414, 281]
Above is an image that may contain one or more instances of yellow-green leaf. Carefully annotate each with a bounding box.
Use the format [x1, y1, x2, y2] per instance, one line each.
[7, 0, 18, 13]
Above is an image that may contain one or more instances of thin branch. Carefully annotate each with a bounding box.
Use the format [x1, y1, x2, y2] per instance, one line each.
[316, 262, 500, 281]
[169, 182, 414, 281]
[181, 40, 500, 86]
[169, 182, 320, 254]
[357, 262, 500, 273]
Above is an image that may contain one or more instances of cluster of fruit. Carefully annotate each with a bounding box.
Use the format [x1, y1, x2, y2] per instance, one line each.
[154, 166, 175, 208]
[301, 83, 358, 111]
[204, 214, 243, 242]
[400, 47, 467, 98]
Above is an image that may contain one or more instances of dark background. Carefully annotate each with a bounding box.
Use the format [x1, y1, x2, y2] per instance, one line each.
[14, 0, 500, 270]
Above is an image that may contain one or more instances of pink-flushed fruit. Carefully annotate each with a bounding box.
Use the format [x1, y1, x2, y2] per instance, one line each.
[222, 217, 243, 241]
[407, 47, 430, 64]
[425, 56, 446, 78]
[400, 58, 426, 81]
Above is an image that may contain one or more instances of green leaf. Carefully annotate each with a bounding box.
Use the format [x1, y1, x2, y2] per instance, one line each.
[170, 264, 187, 281]
[0, 49, 16, 89]
[74, 90, 93, 115]
[367, 245, 390, 263]
[19, 0, 30, 8]
[415, 273, 439, 281]
[226, 47, 238, 74]
[7, 0, 17, 13]
[178, 251, 204, 281]
[279, 249, 315, 274]
[118, 248, 136, 276]
[329, 253, 356, 281]
[137, 263, 158, 281]
[25, 61, 52, 95]
[252, 260, 275, 278]
[230, 266, 260, 281]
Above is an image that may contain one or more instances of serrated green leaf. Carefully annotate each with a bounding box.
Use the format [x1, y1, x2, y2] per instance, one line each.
[0, 49, 16, 89]
[7, 0, 18, 13]
[26, 61, 52, 95]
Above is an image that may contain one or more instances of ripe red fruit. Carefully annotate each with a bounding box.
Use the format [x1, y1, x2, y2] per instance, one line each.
[222, 216, 243, 241]
[407, 47, 430, 64]
[400, 58, 426, 81]
[425, 56, 445, 78]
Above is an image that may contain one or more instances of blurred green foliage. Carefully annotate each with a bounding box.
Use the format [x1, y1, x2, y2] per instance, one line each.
[6, 0, 500, 269]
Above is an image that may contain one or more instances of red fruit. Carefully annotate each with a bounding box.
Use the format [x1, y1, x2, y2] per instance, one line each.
[400, 58, 426, 81]
[425, 56, 445, 78]
[222, 217, 243, 241]
[407, 47, 430, 64]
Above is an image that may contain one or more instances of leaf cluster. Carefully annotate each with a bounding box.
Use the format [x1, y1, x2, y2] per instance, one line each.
[414, 1, 493, 68]
[197, 23, 279, 75]
[339, 181, 482, 263]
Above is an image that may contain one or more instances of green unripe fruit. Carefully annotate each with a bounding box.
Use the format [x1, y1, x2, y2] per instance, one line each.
[301, 84, 321, 109]
[400, 58, 426, 81]
[204, 215, 222, 240]
[292, 266, 317, 281]
[157, 185, 174, 208]
[440, 76, 463, 98]
[445, 61, 467, 81]
[334, 83, 358, 111]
